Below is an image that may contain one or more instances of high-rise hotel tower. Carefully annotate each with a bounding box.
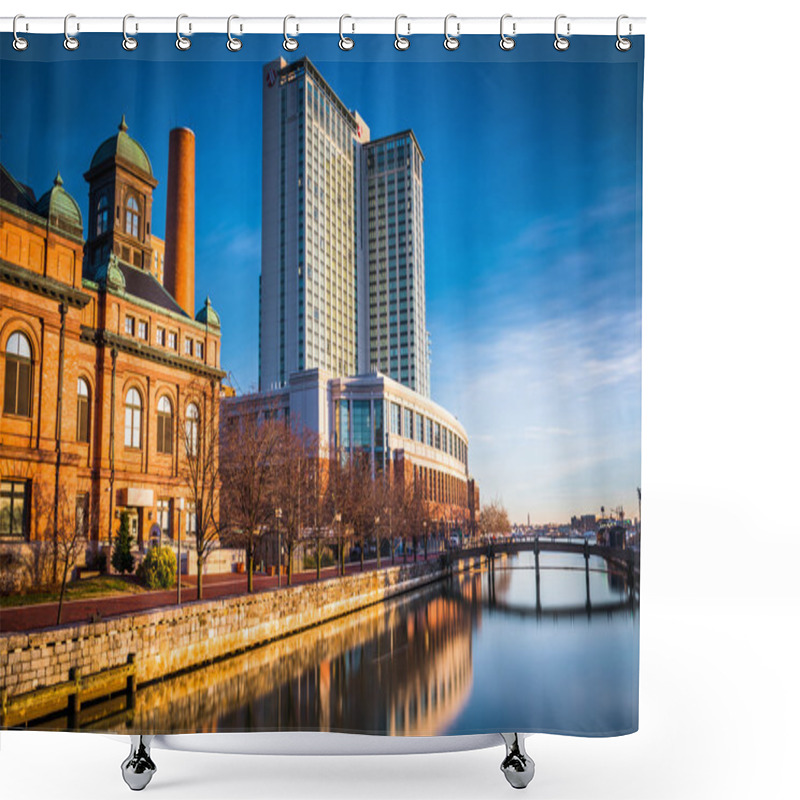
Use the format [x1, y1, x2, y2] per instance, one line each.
[260, 57, 431, 396]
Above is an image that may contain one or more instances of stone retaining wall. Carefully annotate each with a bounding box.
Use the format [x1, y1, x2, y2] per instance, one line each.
[0, 556, 486, 700]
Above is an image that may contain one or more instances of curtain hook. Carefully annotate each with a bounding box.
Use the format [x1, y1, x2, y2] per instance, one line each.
[616, 14, 632, 51]
[63, 13, 79, 51]
[499, 14, 516, 51]
[339, 15, 354, 51]
[444, 14, 460, 51]
[176, 14, 191, 50]
[12, 14, 29, 51]
[394, 15, 410, 51]
[554, 14, 570, 51]
[283, 15, 299, 51]
[122, 15, 138, 51]
[227, 15, 242, 51]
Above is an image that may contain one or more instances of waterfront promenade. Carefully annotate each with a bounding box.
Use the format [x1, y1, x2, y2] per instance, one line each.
[0, 555, 443, 634]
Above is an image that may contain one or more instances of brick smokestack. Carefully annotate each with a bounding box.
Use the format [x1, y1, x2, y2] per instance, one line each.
[164, 127, 195, 317]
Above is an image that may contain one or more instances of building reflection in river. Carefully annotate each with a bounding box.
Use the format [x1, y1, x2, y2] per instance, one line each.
[76, 552, 637, 736]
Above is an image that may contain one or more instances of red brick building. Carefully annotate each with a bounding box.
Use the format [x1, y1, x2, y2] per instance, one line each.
[0, 119, 223, 582]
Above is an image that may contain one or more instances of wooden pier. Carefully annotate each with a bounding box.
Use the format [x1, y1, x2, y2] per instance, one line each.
[0, 653, 136, 729]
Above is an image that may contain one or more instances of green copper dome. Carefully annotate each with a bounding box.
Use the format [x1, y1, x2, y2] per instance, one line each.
[90, 115, 153, 176]
[35, 172, 83, 238]
[95, 254, 126, 293]
[195, 296, 221, 328]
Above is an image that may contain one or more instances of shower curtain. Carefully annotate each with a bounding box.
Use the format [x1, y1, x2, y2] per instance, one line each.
[0, 29, 643, 739]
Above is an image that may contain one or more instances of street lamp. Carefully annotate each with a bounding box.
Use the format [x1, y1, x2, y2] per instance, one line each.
[275, 508, 283, 588]
[335, 512, 343, 576]
[375, 515, 381, 569]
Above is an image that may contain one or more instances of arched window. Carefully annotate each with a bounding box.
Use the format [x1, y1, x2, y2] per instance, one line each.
[3, 332, 33, 417]
[156, 395, 173, 454]
[125, 196, 140, 238]
[185, 403, 199, 457]
[124, 388, 143, 448]
[76, 378, 90, 443]
[96, 195, 109, 237]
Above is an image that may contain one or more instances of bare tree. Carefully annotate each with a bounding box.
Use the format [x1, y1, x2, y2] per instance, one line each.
[33, 482, 87, 625]
[274, 422, 319, 585]
[179, 378, 221, 600]
[219, 403, 283, 592]
[479, 497, 511, 539]
[373, 467, 406, 567]
[339, 451, 377, 572]
[307, 453, 332, 580]
[324, 451, 351, 576]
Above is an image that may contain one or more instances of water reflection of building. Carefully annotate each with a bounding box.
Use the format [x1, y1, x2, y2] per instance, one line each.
[224, 592, 474, 735]
[102, 582, 472, 736]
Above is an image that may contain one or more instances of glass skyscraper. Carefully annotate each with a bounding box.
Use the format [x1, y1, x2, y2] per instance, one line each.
[260, 57, 431, 396]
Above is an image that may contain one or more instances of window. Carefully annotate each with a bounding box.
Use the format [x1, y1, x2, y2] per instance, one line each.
[196, 342, 204, 360]
[185, 403, 199, 457]
[124, 388, 143, 448]
[156, 396, 173, 454]
[125, 196, 140, 238]
[3, 332, 33, 417]
[390, 402, 401, 435]
[184, 339, 193, 356]
[137, 321, 148, 341]
[185, 502, 197, 537]
[96, 195, 109, 236]
[0, 480, 29, 539]
[75, 493, 89, 537]
[157, 498, 171, 538]
[352, 400, 371, 449]
[403, 408, 413, 439]
[156, 327, 165, 346]
[124, 316, 135, 336]
[167, 331, 178, 350]
[76, 378, 90, 443]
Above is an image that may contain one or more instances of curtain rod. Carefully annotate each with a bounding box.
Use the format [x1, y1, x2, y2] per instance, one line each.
[0, 16, 646, 37]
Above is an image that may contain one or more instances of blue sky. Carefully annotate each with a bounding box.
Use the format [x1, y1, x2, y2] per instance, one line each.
[0, 34, 642, 523]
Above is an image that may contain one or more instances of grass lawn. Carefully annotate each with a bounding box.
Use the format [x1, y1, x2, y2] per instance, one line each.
[0, 575, 156, 608]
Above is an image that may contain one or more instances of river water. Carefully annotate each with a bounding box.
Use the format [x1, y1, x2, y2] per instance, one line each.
[85, 551, 639, 737]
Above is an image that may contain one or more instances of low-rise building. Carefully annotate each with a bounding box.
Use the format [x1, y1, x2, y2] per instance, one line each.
[223, 368, 478, 537]
[1, 120, 224, 586]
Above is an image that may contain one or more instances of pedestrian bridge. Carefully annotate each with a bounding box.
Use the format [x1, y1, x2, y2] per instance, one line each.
[458, 536, 639, 572]
[449, 536, 639, 618]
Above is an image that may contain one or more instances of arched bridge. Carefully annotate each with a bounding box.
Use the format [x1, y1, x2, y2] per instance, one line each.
[448, 536, 639, 619]
[458, 536, 639, 574]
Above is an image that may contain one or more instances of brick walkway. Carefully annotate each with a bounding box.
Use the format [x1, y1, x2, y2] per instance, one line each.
[0, 554, 441, 634]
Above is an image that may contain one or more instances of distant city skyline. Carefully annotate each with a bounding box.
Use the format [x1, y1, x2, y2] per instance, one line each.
[0, 35, 642, 523]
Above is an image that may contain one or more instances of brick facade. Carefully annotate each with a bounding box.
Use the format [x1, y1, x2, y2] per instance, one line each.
[0, 122, 223, 581]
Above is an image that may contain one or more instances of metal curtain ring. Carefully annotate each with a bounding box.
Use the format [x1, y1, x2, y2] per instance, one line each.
[499, 14, 515, 51]
[444, 14, 460, 51]
[122, 14, 138, 50]
[616, 14, 632, 51]
[63, 14, 79, 50]
[554, 14, 570, 51]
[339, 15, 354, 50]
[394, 15, 410, 50]
[176, 14, 191, 50]
[12, 14, 29, 51]
[227, 15, 242, 51]
[283, 15, 298, 51]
